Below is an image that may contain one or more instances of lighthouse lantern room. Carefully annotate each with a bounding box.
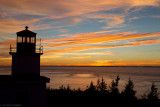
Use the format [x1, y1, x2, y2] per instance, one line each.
[9, 26, 43, 76]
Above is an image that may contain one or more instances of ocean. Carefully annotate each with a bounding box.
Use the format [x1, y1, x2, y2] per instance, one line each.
[0, 66, 160, 98]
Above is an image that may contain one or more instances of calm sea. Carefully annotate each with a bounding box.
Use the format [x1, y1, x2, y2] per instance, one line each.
[0, 66, 160, 98]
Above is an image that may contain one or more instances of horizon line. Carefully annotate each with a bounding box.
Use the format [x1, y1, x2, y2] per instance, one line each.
[1, 65, 160, 67]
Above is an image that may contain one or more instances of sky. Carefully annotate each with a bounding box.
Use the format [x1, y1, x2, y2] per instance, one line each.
[0, 0, 160, 66]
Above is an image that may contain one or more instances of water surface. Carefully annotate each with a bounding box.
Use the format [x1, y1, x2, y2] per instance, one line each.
[1, 66, 160, 98]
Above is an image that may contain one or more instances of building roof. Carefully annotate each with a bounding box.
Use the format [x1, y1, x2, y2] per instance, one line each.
[0, 75, 50, 83]
[17, 26, 37, 37]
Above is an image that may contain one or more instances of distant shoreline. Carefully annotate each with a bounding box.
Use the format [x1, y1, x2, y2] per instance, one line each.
[43, 66, 160, 67]
[1, 66, 160, 67]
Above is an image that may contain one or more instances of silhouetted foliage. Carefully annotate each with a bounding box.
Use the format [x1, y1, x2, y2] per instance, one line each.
[148, 82, 158, 100]
[85, 81, 98, 96]
[46, 76, 160, 107]
[141, 82, 159, 100]
[96, 77, 108, 94]
[86, 81, 96, 92]
[110, 75, 120, 97]
[141, 92, 148, 99]
[121, 78, 137, 100]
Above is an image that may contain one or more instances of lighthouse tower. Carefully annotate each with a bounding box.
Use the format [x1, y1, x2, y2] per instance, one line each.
[9, 26, 43, 76]
[0, 26, 49, 107]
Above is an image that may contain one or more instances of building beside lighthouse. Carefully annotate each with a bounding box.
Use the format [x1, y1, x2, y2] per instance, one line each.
[0, 26, 50, 107]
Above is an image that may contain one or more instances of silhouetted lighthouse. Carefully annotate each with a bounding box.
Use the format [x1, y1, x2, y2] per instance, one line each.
[0, 26, 49, 107]
[10, 26, 43, 75]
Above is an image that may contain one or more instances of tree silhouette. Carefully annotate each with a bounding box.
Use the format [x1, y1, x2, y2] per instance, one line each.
[147, 82, 158, 100]
[86, 81, 96, 92]
[96, 77, 108, 94]
[121, 78, 137, 100]
[46, 77, 160, 107]
[110, 75, 120, 96]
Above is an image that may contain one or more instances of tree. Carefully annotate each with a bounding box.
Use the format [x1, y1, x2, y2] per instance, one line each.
[96, 77, 108, 94]
[86, 81, 96, 92]
[121, 78, 136, 100]
[110, 75, 120, 96]
[147, 82, 158, 100]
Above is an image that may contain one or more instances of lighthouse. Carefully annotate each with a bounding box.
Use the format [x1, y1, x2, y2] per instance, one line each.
[9, 26, 43, 76]
[0, 27, 49, 107]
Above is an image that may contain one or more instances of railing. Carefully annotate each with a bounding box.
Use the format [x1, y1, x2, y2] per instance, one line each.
[36, 45, 43, 53]
[9, 45, 43, 54]
[9, 45, 16, 53]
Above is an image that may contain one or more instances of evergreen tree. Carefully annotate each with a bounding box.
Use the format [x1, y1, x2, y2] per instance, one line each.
[121, 78, 136, 100]
[147, 82, 158, 100]
[85, 81, 96, 96]
[96, 77, 108, 94]
[86, 81, 96, 92]
[110, 75, 120, 96]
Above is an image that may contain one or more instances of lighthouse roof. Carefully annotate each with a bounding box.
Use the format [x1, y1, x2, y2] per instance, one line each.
[17, 26, 36, 37]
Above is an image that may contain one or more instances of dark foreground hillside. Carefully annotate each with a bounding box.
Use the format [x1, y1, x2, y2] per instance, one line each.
[46, 76, 160, 107]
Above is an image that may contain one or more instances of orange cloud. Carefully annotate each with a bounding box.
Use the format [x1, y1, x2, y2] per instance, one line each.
[1, 0, 160, 66]
[0, 0, 159, 34]
[0, 60, 11, 66]
[130, 0, 160, 7]
[0, 40, 16, 46]
[44, 37, 160, 53]
[43, 31, 160, 48]
[129, 38, 160, 45]
[90, 60, 160, 66]
[0, 31, 160, 54]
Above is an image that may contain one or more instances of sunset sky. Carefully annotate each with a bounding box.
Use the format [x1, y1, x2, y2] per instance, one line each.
[0, 0, 160, 66]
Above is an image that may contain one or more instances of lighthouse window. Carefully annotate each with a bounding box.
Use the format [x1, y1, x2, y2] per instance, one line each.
[22, 37, 30, 43]
[17, 36, 22, 43]
[31, 37, 35, 43]
[22, 37, 25, 43]
[27, 37, 30, 43]
[29, 37, 31, 43]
